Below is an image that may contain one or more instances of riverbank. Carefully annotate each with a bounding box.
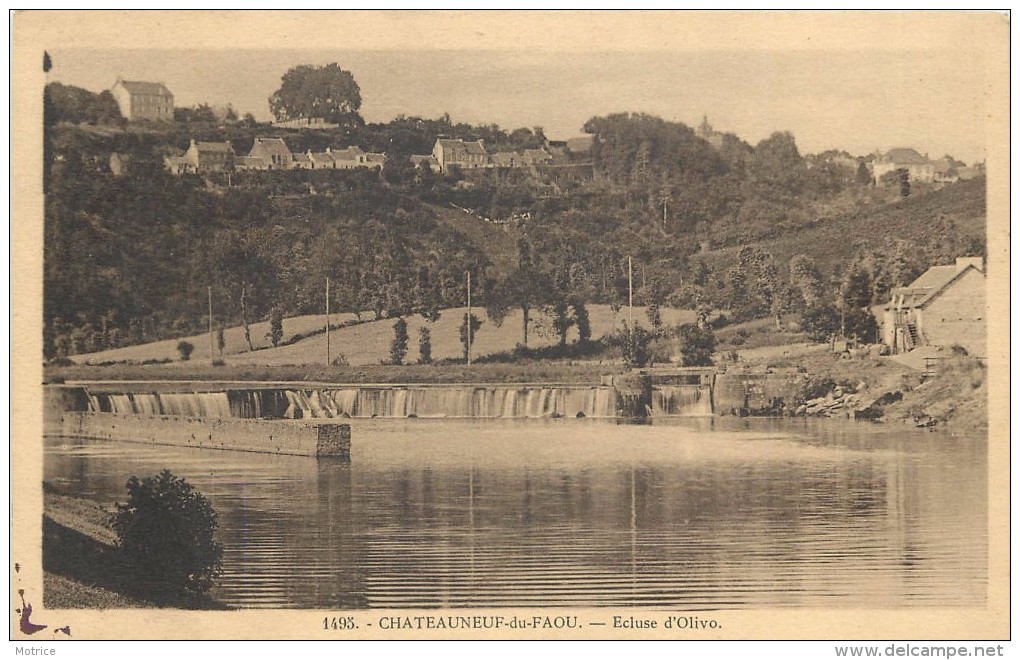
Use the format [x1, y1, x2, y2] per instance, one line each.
[743, 347, 987, 434]
[42, 488, 229, 609]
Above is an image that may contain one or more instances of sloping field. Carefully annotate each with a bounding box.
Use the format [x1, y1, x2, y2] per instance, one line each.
[72, 305, 695, 367]
[70, 313, 359, 365]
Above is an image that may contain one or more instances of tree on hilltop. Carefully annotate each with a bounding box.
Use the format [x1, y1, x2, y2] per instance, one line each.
[268, 63, 363, 128]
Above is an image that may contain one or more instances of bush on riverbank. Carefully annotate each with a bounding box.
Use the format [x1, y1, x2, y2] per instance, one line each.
[43, 484, 228, 609]
[114, 470, 222, 600]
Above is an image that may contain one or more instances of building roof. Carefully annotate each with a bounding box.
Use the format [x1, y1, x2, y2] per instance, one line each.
[250, 138, 292, 159]
[890, 263, 981, 308]
[292, 152, 311, 163]
[365, 153, 387, 164]
[878, 148, 928, 165]
[331, 146, 366, 161]
[235, 156, 267, 168]
[194, 141, 233, 153]
[437, 138, 487, 156]
[115, 79, 173, 97]
[463, 140, 487, 156]
[566, 135, 594, 153]
[410, 154, 439, 166]
[491, 152, 519, 166]
[309, 151, 334, 162]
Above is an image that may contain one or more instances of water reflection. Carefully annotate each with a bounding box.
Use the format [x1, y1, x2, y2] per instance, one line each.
[44, 418, 987, 609]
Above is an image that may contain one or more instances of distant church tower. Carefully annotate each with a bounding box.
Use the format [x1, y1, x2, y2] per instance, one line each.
[697, 115, 724, 149]
[697, 114, 714, 139]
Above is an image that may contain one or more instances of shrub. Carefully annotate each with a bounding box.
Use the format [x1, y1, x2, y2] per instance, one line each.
[418, 326, 433, 365]
[176, 340, 194, 361]
[113, 470, 222, 600]
[389, 318, 409, 365]
[618, 322, 654, 368]
[459, 313, 483, 361]
[267, 307, 284, 347]
[676, 323, 715, 366]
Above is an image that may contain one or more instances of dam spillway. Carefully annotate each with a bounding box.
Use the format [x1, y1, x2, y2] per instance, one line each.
[78, 381, 716, 421]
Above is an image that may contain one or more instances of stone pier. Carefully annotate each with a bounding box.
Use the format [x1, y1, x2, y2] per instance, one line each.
[61, 412, 351, 458]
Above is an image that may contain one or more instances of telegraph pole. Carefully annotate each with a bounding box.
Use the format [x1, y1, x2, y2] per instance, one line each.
[466, 271, 472, 366]
[208, 286, 214, 364]
[325, 277, 331, 366]
[628, 257, 634, 330]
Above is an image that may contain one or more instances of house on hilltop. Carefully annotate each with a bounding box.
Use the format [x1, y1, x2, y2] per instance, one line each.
[247, 138, 294, 170]
[490, 152, 520, 168]
[882, 257, 986, 357]
[164, 139, 235, 174]
[304, 146, 386, 170]
[410, 154, 441, 172]
[110, 78, 174, 122]
[433, 138, 489, 171]
[520, 148, 553, 166]
[565, 135, 594, 156]
[872, 148, 935, 184]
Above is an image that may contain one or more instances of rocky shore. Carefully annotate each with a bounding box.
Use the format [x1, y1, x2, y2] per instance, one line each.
[747, 348, 988, 434]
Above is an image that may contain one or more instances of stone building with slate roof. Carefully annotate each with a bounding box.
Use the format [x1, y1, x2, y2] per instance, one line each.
[883, 257, 986, 356]
[110, 78, 174, 121]
[872, 148, 936, 184]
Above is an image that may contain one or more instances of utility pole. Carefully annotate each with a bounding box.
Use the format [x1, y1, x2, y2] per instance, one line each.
[208, 286, 214, 364]
[628, 257, 634, 330]
[466, 271, 472, 366]
[325, 277, 331, 366]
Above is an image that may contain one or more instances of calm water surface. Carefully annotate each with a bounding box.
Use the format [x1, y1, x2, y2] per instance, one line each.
[44, 418, 987, 609]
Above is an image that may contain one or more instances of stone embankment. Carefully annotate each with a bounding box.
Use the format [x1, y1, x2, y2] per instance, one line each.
[61, 413, 351, 458]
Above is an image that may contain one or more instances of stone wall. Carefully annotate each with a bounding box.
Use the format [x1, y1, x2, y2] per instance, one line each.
[715, 371, 808, 415]
[61, 412, 350, 458]
[921, 268, 986, 358]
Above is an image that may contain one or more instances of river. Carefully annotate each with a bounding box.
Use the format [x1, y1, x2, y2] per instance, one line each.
[43, 417, 987, 609]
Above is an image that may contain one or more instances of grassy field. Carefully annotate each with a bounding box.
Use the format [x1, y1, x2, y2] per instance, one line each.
[69, 313, 359, 365]
[69, 304, 697, 368]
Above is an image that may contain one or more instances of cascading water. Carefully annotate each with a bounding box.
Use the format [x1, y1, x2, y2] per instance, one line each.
[315, 386, 618, 419]
[84, 384, 653, 420]
[86, 391, 233, 418]
[652, 385, 714, 417]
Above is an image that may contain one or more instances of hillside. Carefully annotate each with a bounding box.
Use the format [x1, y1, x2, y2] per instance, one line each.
[693, 177, 986, 278]
[426, 203, 522, 275]
[44, 109, 987, 363]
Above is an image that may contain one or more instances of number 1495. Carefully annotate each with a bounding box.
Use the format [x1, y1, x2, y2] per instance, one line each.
[324, 616, 357, 630]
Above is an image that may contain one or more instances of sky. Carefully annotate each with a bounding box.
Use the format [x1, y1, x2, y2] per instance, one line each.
[36, 12, 1005, 164]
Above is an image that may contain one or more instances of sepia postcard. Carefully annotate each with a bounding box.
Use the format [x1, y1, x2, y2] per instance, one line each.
[10, 10, 1011, 646]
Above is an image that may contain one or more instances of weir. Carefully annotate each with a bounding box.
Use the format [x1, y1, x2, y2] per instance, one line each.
[84, 385, 624, 420]
[651, 385, 714, 417]
[65, 376, 723, 424]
